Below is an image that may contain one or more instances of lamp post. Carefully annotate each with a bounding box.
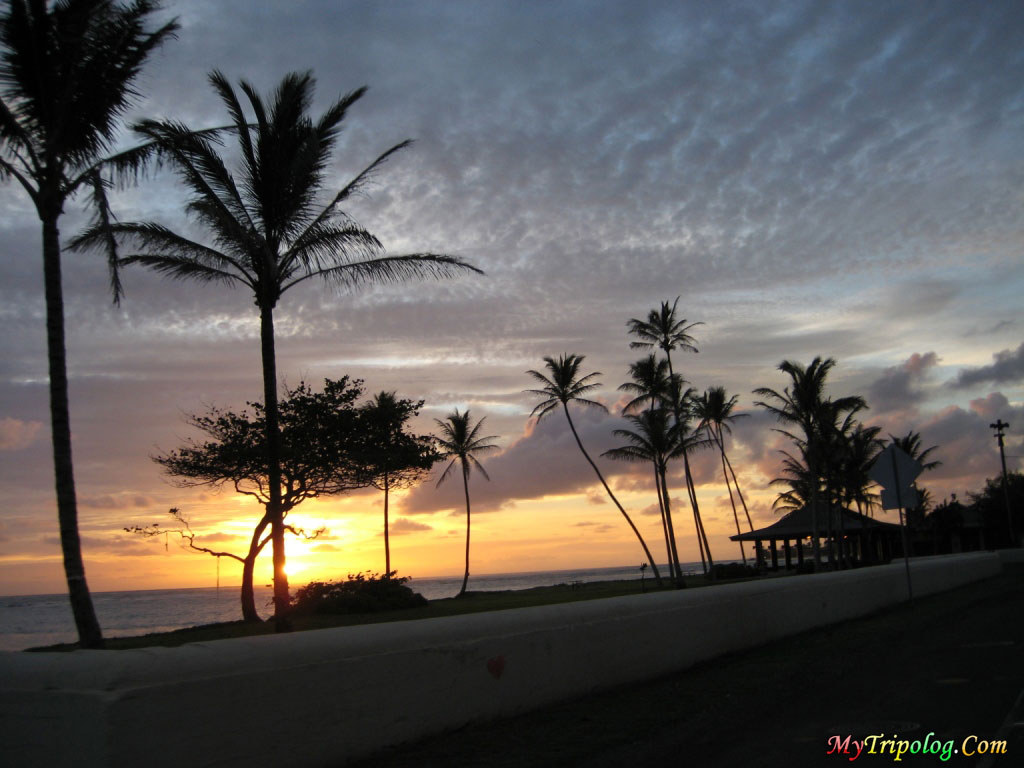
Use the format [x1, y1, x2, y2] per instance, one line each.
[990, 419, 1015, 547]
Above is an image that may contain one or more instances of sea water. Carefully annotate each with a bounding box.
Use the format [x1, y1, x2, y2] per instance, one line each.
[0, 563, 702, 652]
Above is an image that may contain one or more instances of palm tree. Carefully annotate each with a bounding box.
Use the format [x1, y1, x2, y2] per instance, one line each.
[694, 386, 751, 564]
[526, 354, 662, 583]
[434, 410, 498, 597]
[754, 357, 865, 569]
[626, 298, 702, 358]
[603, 408, 685, 584]
[626, 300, 712, 573]
[889, 430, 941, 527]
[618, 355, 677, 578]
[71, 71, 481, 629]
[0, 0, 179, 649]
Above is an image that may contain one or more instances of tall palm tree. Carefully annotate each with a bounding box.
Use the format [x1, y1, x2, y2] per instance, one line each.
[626, 298, 702, 358]
[889, 430, 941, 526]
[602, 408, 684, 584]
[71, 71, 481, 629]
[754, 357, 865, 569]
[526, 354, 662, 583]
[434, 410, 498, 597]
[0, 0, 179, 648]
[694, 386, 751, 564]
[626, 300, 712, 573]
[618, 355, 677, 578]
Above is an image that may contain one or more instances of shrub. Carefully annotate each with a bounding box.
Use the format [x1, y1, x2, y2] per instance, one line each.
[711, 562, 759, 580]
[291, 571, 427, 615]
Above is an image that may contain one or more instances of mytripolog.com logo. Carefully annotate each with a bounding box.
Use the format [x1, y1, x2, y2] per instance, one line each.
[827, 733, 1008, 761]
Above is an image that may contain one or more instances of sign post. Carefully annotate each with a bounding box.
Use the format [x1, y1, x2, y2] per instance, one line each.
[869, 443, 923, 600]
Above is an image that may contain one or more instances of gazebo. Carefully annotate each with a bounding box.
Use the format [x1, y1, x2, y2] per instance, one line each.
[730, 505, 904, 570]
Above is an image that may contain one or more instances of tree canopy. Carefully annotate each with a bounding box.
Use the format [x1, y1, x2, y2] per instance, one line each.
[155, 377, 371, 511]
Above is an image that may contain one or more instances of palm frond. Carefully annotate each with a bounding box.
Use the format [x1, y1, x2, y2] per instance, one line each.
[286, 253, 482, 293]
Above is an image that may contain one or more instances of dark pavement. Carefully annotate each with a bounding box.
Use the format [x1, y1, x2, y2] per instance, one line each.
[349, 562, 1024, 767]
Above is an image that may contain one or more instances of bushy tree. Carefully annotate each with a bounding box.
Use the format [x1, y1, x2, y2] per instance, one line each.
[149, 377, 369, 620]
[359, 392, 440, 573]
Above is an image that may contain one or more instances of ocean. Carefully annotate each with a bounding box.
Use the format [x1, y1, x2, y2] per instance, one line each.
[0, 563, 701, 652]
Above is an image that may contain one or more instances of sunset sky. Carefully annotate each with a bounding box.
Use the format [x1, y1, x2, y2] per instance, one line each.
[1, 0, 1022, 598]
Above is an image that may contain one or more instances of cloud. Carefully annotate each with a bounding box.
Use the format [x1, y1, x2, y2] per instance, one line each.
[952, 342, 1024, 388]
[311, 543, 341, 553]
[867, 352, 940, 413]
[0, 418, 41, 451]
[573, 522, 615, 534]
[402, 405, 643, 515]
[388, 518, 433, 535]
[79, 494, 157, 510]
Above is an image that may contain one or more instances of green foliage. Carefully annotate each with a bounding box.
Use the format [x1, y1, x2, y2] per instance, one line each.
[291, 571, 427, 615]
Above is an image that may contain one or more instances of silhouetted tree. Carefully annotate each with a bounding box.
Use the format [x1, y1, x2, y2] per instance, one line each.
[969, 472, 1023, 547]
[72, 71, 481, 630]
[889, 430, 941, 527]
[626, 300, 712, 573]
[694, 386, 751, 564]
[526, 354, 662, 583]
[434, 409, 498, 597]
[359, 391, 440, 573]
[151, 378, 369, 620]
[0, 0, 179, 649]
[754, 357, 865, 569]
[126, 507, 324, 622]
[603, 408, 685, 585]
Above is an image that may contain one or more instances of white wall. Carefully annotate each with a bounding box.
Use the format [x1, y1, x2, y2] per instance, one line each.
[0, 552, 1003, 768]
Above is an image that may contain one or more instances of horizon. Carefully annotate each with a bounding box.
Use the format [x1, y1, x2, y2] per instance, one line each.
[2, 0, 1022, 599]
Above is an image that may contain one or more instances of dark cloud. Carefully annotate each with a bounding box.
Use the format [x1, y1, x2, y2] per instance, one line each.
[951, 343, 1024, 389]
[867, 352, 940, 413]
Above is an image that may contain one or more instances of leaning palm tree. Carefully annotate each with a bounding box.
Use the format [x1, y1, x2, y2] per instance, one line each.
[71, 71, 481, 629]
[0, 0, 179, 649]
[526, 354, 662, 583]
[603, 408, 685, 584]
[694, 386, 751, 564]
[434, 410, 498, 597]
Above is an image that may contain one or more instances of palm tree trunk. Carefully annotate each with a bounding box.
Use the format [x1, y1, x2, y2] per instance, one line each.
[42, 214, 104, 649]
[259, 302, 290, 631]
[653, 462, 676, 580]
[562, 403, 662, 585]
[663, 352, 712, 576]
[384, 472, 391, 574]
[459, 463, 471, 596]
[683, 451, 714, 574]
[722, 450, 755, 530]
[659, 464, 685, 586]
[719, 436, 746, 565]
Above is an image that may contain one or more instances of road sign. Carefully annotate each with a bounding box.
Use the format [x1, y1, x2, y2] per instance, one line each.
[869, 443, 923, 495]
[880, 485, 918, 511]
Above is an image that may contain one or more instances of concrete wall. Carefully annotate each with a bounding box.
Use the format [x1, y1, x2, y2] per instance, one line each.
[0, 552, 1002, 767]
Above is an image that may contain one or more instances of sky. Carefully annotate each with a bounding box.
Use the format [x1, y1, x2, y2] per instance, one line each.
[1, 0, 1023, 598]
